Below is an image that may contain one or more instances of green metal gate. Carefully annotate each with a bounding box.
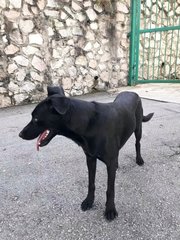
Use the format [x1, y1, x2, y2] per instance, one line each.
[129, 0, 180, 85]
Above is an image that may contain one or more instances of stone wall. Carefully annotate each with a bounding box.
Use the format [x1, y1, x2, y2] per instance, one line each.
[0, 0, 130, 107]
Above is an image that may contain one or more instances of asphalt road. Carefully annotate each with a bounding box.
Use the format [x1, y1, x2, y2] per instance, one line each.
[0, 92, 180, 240]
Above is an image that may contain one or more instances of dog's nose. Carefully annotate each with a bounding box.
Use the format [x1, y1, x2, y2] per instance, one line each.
[19, 131, 23, 138]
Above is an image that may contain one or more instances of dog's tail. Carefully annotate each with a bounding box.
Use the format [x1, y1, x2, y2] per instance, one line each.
[143, 113, 154, 122]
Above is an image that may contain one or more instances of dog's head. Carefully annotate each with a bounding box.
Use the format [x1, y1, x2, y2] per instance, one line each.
[19, 86, 70, 150]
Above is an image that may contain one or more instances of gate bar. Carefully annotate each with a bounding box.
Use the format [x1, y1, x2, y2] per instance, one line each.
[140, 25, 180, 34]
[128, 0, 141, 85]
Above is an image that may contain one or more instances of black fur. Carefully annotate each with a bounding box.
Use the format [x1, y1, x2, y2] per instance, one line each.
[19, 86, 154, 221]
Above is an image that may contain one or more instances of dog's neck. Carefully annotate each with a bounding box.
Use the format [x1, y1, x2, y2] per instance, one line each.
[66, 99, 97, 136]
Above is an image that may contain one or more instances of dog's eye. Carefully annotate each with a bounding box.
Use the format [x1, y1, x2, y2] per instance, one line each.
[34, 118, 38, 123]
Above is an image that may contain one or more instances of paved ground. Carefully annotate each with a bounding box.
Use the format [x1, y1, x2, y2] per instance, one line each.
[0, 90, 180, 240]
[109, 83, 180, 104]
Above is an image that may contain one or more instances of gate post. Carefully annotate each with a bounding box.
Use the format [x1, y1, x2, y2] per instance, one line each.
[129, 0, 141, 85]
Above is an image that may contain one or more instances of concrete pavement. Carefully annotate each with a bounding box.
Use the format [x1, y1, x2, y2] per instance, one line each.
[0, 88, 180, 240]
[109, 83, 180, 104]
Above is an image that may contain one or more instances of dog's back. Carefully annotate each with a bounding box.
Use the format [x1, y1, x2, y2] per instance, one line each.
[114, 91, 140, 111]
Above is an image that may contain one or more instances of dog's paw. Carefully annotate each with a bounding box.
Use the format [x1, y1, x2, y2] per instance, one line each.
[104, 208, 118, 221]
[136, 157, 144, 166]
[81, 198, 94, 211]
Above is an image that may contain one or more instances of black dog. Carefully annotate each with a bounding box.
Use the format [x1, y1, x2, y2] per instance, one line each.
[19, 86, 153, 220]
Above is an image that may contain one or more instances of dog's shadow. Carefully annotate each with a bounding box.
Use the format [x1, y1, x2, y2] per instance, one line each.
[117, 155, 138, 174]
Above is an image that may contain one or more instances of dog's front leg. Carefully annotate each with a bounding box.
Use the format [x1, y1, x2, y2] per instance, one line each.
[81, 156, 97, 211]
[105, 163, 118, 220]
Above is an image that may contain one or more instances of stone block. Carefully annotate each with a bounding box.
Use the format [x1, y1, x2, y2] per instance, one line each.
[176, 6, 180, 15]
[9, 0, 22, 8]
[47, 0, 58, 8]
[14, 94, 28, 104]
[86, 52, 94, 59]
[0, 0, 6, 8]
[22, 46, 39, 55]
[51, 59, 63, 69]
[19, 19, 34, 34]
[22, 82, 36, 92]
[29, 33, 43, 45]
[0, 87, 7, 94]
[54, 20, 64, 29]
[8, 82, 19, 93]
[8, 63, 18, 74]
[71, 89, 83, 96]
[90, 22, 98, 30]
[25, 0, 34, 5]
[98, 49, 104, 55]
[75, 12, 86, 22]
[22, 3, 33, 16]
[13, 55, 29, 67]
[86, 31, 95, 41]
[16, 69, 26, 81]
[62, 46, 70, 56]
[4, 10, 20, 22]
[72, 27, 83, 36]
[47, 27, 54, 36]
[100, 52, 111, 62]
[31, 6, 39, 15]
[64, 6, 75, 18]
[84, 1, 91, 8]
[31, 71, 43, 82]
[80, 67, 88, 75]
[10, 30, 25, 45]
[68, 66, 77, 77]
[72, 1, 82, 11]
[94, 4, 103, 13]
[100, 71, 109, 82]
[37, 0, 46, 10]
[94, 42, 100, 49]
[119, 71, 127, 80]
[89, 69, 98, 77]
[116, 2, 129, 13]
[75, 56, 87, 66]
[0, 96, 11, 108]
[116, 13, 125, 22]
[66, 18, 77, 27]
[32, 56, 46, 72]
[98, 63, 106, 71]
[85, 74, 94, 88]
[44, 10, 59, 18]
[83, 42, 92, 51]
[89, 59, 97, 69]
[61, 11, 68, 20]
[52, 49, 60, 58]
[86, 8, 98, 21]
[65, 57, 74, 65]
[62, 77, 72, 90]
[59, 28, 72, 38]
[4, 44, 19, 55]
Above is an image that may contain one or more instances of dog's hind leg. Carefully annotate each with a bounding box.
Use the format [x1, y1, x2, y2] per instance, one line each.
[81, 156, 97, 211]
[134, 100, 144, 166]
[134, 123, 144, 166]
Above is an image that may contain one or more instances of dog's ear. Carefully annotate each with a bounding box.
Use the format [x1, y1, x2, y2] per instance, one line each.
[50, 96, 70, 115]
[47, 86, 65, 96]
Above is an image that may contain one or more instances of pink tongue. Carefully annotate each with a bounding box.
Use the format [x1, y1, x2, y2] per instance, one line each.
[36, 130, 48, 151]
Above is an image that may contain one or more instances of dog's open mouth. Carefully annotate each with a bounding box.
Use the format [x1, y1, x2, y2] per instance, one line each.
[36, 129, 56, 151]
